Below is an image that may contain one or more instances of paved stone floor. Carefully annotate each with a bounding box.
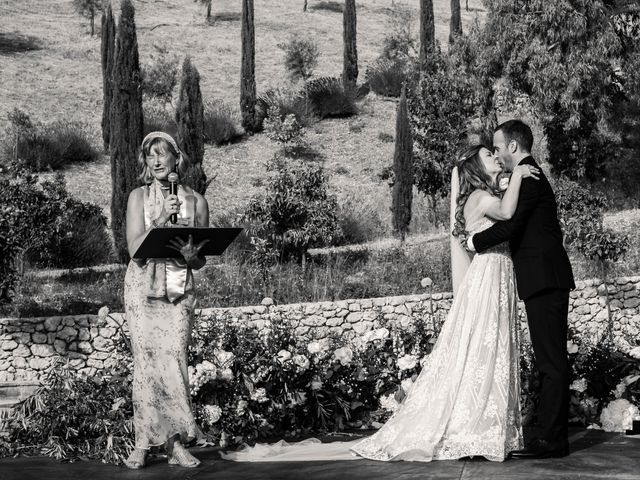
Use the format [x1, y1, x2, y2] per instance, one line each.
[1, 429, 639, 480]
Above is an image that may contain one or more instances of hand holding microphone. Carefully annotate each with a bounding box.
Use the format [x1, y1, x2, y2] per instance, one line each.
[168, 172, 179, 224]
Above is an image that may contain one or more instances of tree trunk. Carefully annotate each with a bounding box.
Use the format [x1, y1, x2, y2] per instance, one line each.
[343, 0, 358, 91]
[303, 0, 308, 12]
[101, 4, 116, 152]
[207, 1, 212, 20]
[240, 0, 256, 133]
[419, 0, 435, 66]
[449, 0, 462, 44]
[90, 12, 95, 36]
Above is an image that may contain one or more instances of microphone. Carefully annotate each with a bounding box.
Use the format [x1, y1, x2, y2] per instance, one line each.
[168, 172, 179, 224]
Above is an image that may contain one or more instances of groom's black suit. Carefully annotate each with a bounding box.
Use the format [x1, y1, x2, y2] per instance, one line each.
[472, 156, 575, 446]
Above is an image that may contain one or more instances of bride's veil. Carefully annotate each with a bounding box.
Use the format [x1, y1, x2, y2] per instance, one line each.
[450, 166, 471, 297]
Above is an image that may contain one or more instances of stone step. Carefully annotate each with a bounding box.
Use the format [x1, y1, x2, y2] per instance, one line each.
[0, 382, 39, 401]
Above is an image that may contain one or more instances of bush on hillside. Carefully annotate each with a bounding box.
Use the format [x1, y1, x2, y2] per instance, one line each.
[203, 99, 243, 145]
[365, 58, 414, 98]
[309, 1, 343, 13]
[141, 46, 179, 103]
[279, 38, 320, 82]
[303, 77, 357, 119]
[255, 88, 316, 131]
[142, 100, 178, 137]
[1, 113, 99, 172]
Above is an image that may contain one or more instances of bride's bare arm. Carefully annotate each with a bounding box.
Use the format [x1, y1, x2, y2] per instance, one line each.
[484, 165, 539, 220]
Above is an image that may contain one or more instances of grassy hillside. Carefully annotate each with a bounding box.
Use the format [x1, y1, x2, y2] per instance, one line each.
[0, 0, 486, 237]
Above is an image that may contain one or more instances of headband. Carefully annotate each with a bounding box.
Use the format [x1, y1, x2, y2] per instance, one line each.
[141, 131, 182, 157]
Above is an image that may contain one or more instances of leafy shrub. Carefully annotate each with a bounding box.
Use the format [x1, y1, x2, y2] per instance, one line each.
[0, 357, 134, 464]
[140, 46, 179, 103]
[212, 11, 242, 22]
[0, 171, 65, 301]
[336, 195, 387, 245]
[309, 1, 343, 13]
[1, 114, 100, 172]
[380, 3, 416, 60]
[303, 77, 357, 119]
[279, 38, 319, 82]
[29, 196, 113, 269]
[243, 157, 342, 260]
[203, 99, 243, 145]
[143, 99, 178, 137]
[264, 106, 306, 152]
[255, 88, 316, 131]
[366, 58, 414, 98]
[555, 176, 629, 265]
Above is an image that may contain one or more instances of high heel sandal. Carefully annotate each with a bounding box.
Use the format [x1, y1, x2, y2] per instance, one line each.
[168, 441, 201, 468]
[123, 448, 147, 469]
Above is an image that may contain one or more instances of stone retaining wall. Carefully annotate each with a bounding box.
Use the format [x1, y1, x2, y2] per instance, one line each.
[1, 276, 639, 383]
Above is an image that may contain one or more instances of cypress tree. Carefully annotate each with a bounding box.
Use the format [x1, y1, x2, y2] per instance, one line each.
[101, 2, 115, 152]
[343, 0, 358, 91]
[391, 87, 413, 242]
[110, 0, 144, 263]
[449, 0, 462, 44]
[175, 56, 208, 195]
[240, 0, 256, 133]
[419, 0, 435, 65]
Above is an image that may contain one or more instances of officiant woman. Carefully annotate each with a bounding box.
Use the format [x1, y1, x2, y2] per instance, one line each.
[122, 131, 209, 469]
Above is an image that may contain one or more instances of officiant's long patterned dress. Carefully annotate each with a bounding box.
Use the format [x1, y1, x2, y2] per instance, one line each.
[124, 180, 201, 449]
[352, 196, 524, 462]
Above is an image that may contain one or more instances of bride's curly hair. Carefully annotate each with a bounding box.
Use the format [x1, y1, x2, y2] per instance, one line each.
[451, 144, 501, 238]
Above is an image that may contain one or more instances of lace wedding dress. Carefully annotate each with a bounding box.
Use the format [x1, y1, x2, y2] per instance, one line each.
[222, 198, 523, 463]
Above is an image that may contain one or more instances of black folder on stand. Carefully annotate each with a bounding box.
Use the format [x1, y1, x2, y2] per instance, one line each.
[133, 227, 243, 259]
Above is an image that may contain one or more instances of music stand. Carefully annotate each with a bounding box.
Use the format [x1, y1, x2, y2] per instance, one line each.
[133, 227, 243, 259]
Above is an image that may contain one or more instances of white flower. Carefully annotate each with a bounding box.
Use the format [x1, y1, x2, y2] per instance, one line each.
[203, 404, 222, 424]
[420, 277, 433, 288]
[379, 393, 399, 413]
[613, 381, 627, 399]
[214, 349, 235, 368]
[98, 306, 110, 318]
[363, 328, 390, 343]
[401, 378, 414, 395]
[600, 398, 640, 432]
[218, 368, 234, 382]
[236, 400, 248, 416]
[570, 378, 588, 393]
[310, 378, 323, 391]
[333, 347, 354, 366]
[498, 176, 510, 191]
[277, 349, 292, 363]
[628, 346, 640, 359]
[307, 341, 322, 355]
[292, 354, 310, 371]
[397, 354, 418, 371]
[200, 360, 217, 372]
[567, 340, 579, 354]
[251, 387, 269, 403]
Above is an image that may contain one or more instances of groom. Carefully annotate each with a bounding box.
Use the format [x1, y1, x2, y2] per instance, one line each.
[468, 119, 575, 459]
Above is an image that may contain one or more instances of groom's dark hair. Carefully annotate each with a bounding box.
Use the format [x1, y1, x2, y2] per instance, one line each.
[496, 120, 533, 153]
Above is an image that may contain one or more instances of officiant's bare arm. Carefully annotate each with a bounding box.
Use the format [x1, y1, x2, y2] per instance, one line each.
[126, 188, 150, 260]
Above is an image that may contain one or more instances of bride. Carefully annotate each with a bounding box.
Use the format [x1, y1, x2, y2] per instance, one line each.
[222, 145, 539, 462]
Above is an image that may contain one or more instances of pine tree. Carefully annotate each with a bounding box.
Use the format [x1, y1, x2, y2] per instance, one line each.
[343, 0, 358, 91]
[392, 87, 413, 241]
[449, 0, 462, 44]
[109, 0, 144, 263]
[175, 57, 208, 195]
[240, 0, 256, 133]
[101, 2, 115, 152]
[419, 0, 435, 65]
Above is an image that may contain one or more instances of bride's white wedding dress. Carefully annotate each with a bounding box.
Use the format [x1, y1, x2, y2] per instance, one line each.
[221, 198, 523, 463]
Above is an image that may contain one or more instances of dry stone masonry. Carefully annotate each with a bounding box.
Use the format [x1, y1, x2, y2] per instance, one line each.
[2, 276, 640, 383]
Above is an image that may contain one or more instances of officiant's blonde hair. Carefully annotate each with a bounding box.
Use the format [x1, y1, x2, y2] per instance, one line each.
[138, 133, 189, 184]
